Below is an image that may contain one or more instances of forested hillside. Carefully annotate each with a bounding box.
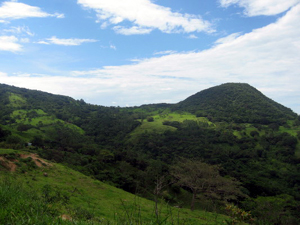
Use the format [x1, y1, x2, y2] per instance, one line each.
[175, 83, 296, 123]
[1, 82, 300, 224]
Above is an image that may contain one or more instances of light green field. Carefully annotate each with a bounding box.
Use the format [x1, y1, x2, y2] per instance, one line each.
[0, 149, 22, 155]
[12, 109, 47, 117]
[130, 113, 212, 138]
[12, 109, 56, 126]
[8, 93, 27, 107]
[232, 131, 242, 138]
[233, 125, 266, 138]
[279, 125, 300, 137]
[10, 109, 85, 136]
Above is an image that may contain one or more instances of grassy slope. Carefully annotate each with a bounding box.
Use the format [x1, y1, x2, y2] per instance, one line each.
[2, 93, 85, 143]
[129, 113, 212, 139]
[0, 149, 21, 154]
[11, 109, 84, 133]
[0, 149, 228, 224]
[8, 93, 26, 107]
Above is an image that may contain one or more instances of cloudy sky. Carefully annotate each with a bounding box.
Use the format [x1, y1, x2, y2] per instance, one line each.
[0, 0, 300, 113]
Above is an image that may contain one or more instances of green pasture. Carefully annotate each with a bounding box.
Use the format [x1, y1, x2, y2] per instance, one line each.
[10, 109, 85, 137]
[0, 149, 21, 155]
[279, 122, 300, 137]
[130, 113, 212, 137]
[233, 124, 265, 138]
[8, 93, 26, 107]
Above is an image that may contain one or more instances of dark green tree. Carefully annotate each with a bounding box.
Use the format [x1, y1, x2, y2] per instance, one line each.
[171, 158, 243, 211]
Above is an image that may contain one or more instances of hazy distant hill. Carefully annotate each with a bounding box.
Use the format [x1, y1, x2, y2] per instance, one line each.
[174, 83, 296, 124]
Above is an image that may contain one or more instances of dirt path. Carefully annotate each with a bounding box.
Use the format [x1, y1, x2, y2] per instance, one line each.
[0, 153, 51, 172]
[0, 156, 17, 172]
[20, 153, 51, 167]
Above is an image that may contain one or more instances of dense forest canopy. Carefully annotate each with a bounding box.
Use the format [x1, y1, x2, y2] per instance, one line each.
[1, 82, 300, 224]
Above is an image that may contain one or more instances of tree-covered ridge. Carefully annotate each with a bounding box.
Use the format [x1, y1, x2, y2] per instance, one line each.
[174, 83, 297, 124]
[0, 83, 140, 146]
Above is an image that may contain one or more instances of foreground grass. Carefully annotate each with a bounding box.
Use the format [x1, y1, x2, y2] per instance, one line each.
[0, 177, 69, 225]
[0, 151, 228, 224]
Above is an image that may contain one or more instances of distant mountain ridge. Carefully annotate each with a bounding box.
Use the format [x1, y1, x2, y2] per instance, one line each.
[0, 82, 297, 126]
[174, 83, 296, 124]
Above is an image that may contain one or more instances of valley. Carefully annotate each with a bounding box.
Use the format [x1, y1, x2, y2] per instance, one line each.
[1, 83, 300, 224]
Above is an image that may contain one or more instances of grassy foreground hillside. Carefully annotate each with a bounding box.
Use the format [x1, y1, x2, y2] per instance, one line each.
[0, 149, 229, 225]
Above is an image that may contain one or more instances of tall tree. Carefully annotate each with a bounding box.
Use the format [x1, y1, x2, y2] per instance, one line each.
[170, 158, 244, 211]
[170, 158, 219, 211]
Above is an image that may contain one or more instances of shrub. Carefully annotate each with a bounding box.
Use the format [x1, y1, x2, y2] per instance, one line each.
[147, 117, 154, 122]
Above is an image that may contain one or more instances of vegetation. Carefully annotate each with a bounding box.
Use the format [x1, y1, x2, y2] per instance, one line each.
[1, 82, 300, 224]
[0, 152, 227, 224]
[175, 83, 296, 124]
[171, 158, 244, 211]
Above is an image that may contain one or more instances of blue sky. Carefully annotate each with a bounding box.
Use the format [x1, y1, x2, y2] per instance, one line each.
[0, 0, 300, 114]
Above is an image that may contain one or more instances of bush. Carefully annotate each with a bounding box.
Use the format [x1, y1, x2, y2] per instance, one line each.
[147, 117, 154, 122]
[5, 135, 23, 145]
[250, 131, 259, 137]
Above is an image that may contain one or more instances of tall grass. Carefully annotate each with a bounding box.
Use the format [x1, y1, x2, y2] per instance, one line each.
[0, 175, 67, 224]
[0, 175, 226, 225]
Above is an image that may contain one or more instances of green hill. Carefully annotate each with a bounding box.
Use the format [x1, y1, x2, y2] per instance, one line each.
[174, 83, 297, 124]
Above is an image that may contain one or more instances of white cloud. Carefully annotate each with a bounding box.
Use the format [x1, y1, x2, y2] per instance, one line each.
[36, 40, 50, 45]
[0, 1, 64, 20]
[0, 71, 8, 77]
[219, 0, 300, 16]
[187, 34, 198, 39]
[154, 50, 177, 55]
[214, 32, 241, 44]
[110, 44, 116, 50]
[20, 38, 30, 43]
[3, 26, 34, 36]
[0, 35, 22, 52]
[113, 26, 152, 35]
[77, 0, 213, 34]
[39, 36, 97, 46]
[55, 13, 65, 19]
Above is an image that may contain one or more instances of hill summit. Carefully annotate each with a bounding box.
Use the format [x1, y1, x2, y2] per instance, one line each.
[174, 83, 296, 124]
